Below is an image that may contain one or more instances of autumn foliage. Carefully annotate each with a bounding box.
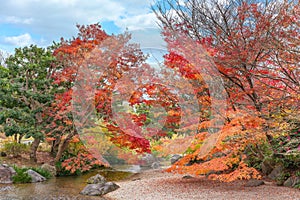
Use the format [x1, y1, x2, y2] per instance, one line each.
[47, 23, 155, 169]
[154, 0, 300, 182]
[48, 1, 299, 180]
[1, 0, 299, 183]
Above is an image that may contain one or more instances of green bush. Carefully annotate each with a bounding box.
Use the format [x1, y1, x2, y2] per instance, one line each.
[12, 165, 52, 183]
[245, 126, 300, 174]
[244, 142, 273, 171]
[2, 142, 29, 157]
[12, 166, 32, 183]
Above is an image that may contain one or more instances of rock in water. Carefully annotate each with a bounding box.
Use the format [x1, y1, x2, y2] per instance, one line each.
[26, 169, 46, 183]
[87, 174, 107, 184]
[80, 182, 120, 196]
[0, 164, 16, 184]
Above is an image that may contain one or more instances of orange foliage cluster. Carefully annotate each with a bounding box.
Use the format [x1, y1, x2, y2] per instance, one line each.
[208, 162, 261, 182]
[166, 111, 266, 182]
[61, 152, 104, 174]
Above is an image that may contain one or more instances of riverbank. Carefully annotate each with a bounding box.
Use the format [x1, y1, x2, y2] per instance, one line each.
[1, 165, 300, 199]
[105, 169, 300, 200]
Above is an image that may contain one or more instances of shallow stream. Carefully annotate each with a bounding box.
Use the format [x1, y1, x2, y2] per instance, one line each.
[0, 166, 136, 200]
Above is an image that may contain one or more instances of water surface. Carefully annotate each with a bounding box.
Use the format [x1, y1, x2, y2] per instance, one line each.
[0, 168, 134, 200]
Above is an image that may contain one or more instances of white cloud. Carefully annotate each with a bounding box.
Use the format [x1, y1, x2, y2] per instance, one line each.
[0, 0, 165, 50]
[0, 0, 155, 36]
[129, 28, 165, 49]
[1, 16, 33, 24]
[4, 33, 34, 47]
[115, 13, 158, 31]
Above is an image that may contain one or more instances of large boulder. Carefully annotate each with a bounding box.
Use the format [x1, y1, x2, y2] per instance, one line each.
[41, 163, 57, 177]
[80, 182, 120, 196]
[26, 169, 46, 183]
[0, 164, 16, 184]
[87, 174, 106, 184]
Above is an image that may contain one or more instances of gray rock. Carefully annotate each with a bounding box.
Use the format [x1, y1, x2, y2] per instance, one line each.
[170, 154, 182, 165]
[80, 182, 120, 196]
[268, 165, 284, 180]
[0, 186, 13, 192]
[182, 175, 194, 179]
[0, 164, 16, 184]
[283, 177, 294, 187]
[140, 153, 156, 167]
[41, 163, 56, 177]
[26, 169, 46, 183]
[261, 159, 275, 175]
[283, 176, 300, 187]
[8, 167, 16, 175]
[245, 179, 265, 187]
[151, 162, 161, 169]
[87, 174, 106, 184]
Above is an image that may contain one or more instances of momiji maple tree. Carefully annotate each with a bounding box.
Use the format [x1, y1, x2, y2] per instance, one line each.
[47, 24, 110, 162]
[48, 23, 154, 164]
[154, 0, 300, 181]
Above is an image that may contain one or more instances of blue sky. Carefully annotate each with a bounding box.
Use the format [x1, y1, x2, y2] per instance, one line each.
[0, 0, 167, 54]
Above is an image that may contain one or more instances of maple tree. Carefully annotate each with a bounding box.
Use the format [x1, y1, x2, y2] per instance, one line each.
[48, 22, 202, 169]
[153, 0, 300, 181]
[47, 23, 151, 165]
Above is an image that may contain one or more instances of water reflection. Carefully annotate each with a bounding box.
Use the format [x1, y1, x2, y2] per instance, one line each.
[0, 168, 134, 200]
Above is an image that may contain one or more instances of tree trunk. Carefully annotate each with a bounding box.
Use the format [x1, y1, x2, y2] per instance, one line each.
[54, 138, 69, 163]
[54, 131, 76, 163]
[18, 134, 24, 143]
[30, 138, 40, 162]
[50, 138, 60, 157]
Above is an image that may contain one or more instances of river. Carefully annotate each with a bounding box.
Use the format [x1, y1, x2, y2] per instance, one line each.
[0, 167, 136, 200]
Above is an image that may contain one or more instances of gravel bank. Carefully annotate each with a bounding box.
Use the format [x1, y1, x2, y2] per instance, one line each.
[105, 169, 300, 200]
